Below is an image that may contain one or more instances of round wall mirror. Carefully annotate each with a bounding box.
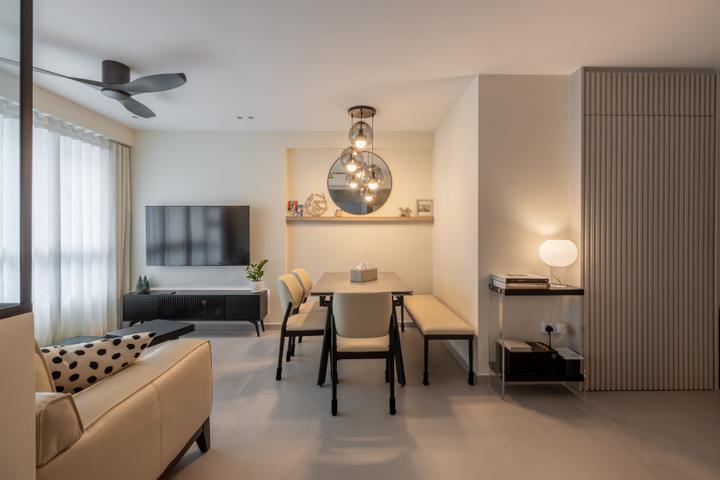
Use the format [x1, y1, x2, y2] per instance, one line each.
[327, 151, 392, 215]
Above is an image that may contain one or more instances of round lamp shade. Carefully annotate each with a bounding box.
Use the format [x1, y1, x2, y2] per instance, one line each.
[539, 240, 578, 267]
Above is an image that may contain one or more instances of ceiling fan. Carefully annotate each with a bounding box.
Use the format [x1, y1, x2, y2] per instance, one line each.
[0, 57, 186, 118]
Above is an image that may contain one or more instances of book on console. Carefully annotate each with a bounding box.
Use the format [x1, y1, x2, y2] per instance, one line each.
[492, 280, 550, 289]
[491, 273, 549, 284]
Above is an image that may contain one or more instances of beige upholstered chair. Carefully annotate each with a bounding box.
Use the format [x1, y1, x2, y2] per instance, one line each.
[331, 292, 396, 416]
[291, 267, 325, 313]
[276, 274, 327, 380]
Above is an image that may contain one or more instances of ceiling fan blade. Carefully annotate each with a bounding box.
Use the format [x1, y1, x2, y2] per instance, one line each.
[119, 97, 156, 118]
[116, 73, 187, 94]
[0, 56, 108, 89]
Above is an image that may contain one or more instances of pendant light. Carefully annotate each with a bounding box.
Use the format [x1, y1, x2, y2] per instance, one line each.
[346, 173, 359, 189]
[339, 146, 362, 173]
[348, 106, 375, 152]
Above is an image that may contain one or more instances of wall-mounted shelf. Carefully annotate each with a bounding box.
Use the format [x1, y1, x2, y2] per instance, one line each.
[286, 216, 434, 224]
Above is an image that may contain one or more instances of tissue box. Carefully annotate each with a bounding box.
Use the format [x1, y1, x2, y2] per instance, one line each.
[351, 268, 378, 283]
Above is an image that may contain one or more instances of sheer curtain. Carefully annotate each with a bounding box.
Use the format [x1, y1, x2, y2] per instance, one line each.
[0, 99, 20, 304]
[32, 114, 131, 345]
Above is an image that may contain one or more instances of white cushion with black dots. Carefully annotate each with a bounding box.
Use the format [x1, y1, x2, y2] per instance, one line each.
[40, 332, 156, 394]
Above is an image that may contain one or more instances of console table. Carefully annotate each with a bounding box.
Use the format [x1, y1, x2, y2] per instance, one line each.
[123, 289, 268, 336]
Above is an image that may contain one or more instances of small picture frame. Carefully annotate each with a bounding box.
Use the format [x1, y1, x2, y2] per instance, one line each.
[287, 200, 298, 216]
[416, 199, 434, 217]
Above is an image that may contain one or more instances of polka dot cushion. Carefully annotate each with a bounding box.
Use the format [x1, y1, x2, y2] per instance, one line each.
[40, 332, 156, 394]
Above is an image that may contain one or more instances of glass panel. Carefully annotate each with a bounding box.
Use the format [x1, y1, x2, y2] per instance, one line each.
[0, 0, 21, 307]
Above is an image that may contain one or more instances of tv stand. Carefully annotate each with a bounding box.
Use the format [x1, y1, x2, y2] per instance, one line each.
[123, 289, 268, 336]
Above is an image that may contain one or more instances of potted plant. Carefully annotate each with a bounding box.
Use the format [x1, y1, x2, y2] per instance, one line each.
[246, 259, 269, 292]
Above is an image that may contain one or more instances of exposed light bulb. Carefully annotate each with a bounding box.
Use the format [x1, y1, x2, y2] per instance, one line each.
[364, 192, 374, 202]
[349, 180, 359, 189]
[368, 179, 379, 190]
[354, 137, 366, 149]
[346, 158, 358, 172]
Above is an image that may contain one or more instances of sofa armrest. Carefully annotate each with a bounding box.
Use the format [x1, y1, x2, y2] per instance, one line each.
[35, 392, 83, 467]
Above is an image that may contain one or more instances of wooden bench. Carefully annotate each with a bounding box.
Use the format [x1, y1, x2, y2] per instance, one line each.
[404, 295, 475, 385]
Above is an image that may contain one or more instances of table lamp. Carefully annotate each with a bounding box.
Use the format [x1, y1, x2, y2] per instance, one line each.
[538, 239, 578, 287]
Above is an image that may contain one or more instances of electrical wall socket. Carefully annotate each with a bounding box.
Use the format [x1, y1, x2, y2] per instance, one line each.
[540, 322, 566, 334]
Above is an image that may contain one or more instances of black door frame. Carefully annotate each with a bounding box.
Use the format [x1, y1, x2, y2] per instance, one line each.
[0, 0, 33, 320]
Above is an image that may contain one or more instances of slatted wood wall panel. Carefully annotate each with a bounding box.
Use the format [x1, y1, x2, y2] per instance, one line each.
[582, 69, 717, 391]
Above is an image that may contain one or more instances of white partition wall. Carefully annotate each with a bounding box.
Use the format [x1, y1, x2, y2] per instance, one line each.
[578, 68, 718, 391]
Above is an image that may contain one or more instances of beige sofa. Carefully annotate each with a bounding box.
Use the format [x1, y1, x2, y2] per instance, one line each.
[34, 339, 213, 480]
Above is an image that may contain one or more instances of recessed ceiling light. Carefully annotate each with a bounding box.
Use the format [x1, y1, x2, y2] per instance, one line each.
[247, 116, 255, 120]
[132, 115, 139, 119]
[236, 115, 243, 119]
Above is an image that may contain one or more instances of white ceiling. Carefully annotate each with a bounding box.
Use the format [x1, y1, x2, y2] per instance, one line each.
[28, 0, 720, 131]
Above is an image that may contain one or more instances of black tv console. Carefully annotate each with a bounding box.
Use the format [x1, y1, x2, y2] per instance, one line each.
[123, 289, 268, 336]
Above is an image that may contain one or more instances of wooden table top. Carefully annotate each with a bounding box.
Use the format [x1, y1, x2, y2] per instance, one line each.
[311, 272, 414, 296]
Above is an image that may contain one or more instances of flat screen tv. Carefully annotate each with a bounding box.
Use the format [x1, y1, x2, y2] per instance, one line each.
[146, 206, 250, 266]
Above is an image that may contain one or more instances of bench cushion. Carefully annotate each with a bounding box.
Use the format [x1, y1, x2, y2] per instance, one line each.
[404, 295, 474, 336]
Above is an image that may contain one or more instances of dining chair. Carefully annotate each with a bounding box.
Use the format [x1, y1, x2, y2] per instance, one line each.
[291, 268, 326, 313]
[275, 274, 327, 381]
[330, 291, 396, 416]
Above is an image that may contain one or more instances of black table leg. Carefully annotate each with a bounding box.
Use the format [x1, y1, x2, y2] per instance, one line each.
[317, 300, 333, 386]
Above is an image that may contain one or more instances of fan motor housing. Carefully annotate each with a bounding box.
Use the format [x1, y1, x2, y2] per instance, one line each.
[102, 60, 130, 85]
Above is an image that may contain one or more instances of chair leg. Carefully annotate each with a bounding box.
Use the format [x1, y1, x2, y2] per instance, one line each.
[423, 336, 429, 385]
[290, 337, 296, 357]
[385, 355, 390, 383]
[331, 351, 338, 416]
[468, 338, 475, 385]
[260, 318, 265, 332]
[389, 351, 396, 415]
[286, 336, 293, 362]
[254, 321, 260, 337]
[196, 418, 211, 452]
[298, 336, 303, 343]
[401, 302, 405, 332]
[276, 330, 286, 380]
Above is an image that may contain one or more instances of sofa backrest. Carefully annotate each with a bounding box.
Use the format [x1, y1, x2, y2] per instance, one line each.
[34, 341, 55, 393]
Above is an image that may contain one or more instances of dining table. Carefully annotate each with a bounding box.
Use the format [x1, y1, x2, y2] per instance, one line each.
[311, 272, 413, 386]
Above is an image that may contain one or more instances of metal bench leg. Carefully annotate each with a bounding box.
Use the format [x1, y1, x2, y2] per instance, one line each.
[423, 336, 429, 385]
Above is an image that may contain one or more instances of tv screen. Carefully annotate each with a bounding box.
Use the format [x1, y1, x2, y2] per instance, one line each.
[146, 206, 250, 266]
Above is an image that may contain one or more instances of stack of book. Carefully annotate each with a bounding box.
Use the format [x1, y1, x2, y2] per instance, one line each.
[490, 273, 549, 290]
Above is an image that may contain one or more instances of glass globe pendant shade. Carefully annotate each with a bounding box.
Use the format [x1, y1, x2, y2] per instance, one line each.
[349, 121, 373, 150]
[360, 185, 375, 202]
[365, 164, 384, 190]
[338, 147, 362, 173]
[345, 173, 359, 189]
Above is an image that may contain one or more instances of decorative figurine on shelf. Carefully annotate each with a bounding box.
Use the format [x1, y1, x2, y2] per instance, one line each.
[399, 207, 412, 217]
[335, 208, 342, 217]
[246, 259, 269, 293]
[136, 275, 151, 294]
[304, 193, 328, 217]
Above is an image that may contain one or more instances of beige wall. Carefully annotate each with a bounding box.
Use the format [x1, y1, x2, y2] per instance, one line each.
[286, 147, 434, 294]
[0, 313, 35, 480]
[476, 75, 575, 371]
[432, 77, 480, 368]
[433, 75, 575, 374]
[131, 131, 433, 326]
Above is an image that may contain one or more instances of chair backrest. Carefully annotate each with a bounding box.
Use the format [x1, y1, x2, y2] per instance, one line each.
[277, 274, 304, 313]
[333, 292, 392, 338]
[291, 268, 313, 298]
